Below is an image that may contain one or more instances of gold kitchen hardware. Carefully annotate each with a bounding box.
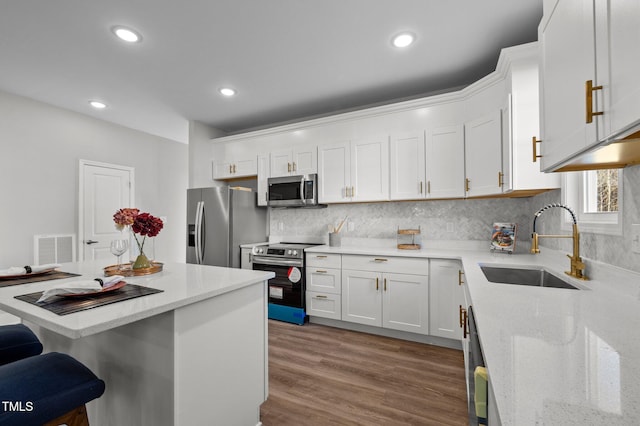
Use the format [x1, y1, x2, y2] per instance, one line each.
[465, 178, 471, 192]
[531, 203, 588, 280]
[384, 278, 387, 291]
[376, 277, 379, 290]
[314, 295, 328, 299]
[315, 255, 327, 259]
[498, 172, 504, 187]
[397, 227, 421, 250]
[427, 181, 431, 194]
[420, 181, 423, 194]
[459, 305, 465, 327]
[292, 162, 297, 172]
[287, 163, 292, 173]
[373, 258, 388, 262]
[532, 137, 543, 162]
[458, 270, 464, 286]
[315, 270, 327, 273]
[586, 80, 603, 124]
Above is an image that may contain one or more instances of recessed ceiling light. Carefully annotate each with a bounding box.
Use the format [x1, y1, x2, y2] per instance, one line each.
[392, 32, 415, 48]
[89, 100, 107, 109]
[112, 26, 142, 43]
[219, 87, 236, 97]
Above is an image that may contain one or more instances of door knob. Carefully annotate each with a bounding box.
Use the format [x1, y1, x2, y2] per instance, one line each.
[85, 240, 99, 245]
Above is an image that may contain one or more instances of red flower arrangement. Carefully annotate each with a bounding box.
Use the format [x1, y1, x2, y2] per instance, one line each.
[113, 208, 164, 269]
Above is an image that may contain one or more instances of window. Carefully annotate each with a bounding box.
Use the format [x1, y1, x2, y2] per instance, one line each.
[562, 168, 623, 235]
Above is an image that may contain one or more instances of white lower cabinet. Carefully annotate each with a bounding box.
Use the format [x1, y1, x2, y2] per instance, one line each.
[306, 291, 341, 320]
[429, 259, 464, 340]
[340, 255, 429, 335]
[305, 253, 342, 320]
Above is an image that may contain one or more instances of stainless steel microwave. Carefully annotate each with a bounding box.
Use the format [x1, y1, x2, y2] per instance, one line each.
[267, 174, 322, 208]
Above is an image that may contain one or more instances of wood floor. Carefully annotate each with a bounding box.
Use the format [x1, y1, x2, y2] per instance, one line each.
[260, 320, 468, 426]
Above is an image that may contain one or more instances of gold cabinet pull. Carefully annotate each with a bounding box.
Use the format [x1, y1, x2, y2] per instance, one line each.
[233, 164, 237, 173]
[373, 258, 388, 262]
[315, 269, 327, 273]
[420, 181, 423, 194]
[314, 295, 328, 299]
[532, 137, 543, 162]
[586, 80, 604, 123]
[458, 270, 464, 286]
[427, 181, 431, 194]
[229, 164, 233, 174]
[293, 162, 297, 172]
[465, 178, 471, 192]
[287, 162, 292, 173]
[498, 171, 504, 187]
[351, 186, 355, 198]
[459, 305, 464, 327]
[376, 277, 379, 290]
[384, 278, 387, 291]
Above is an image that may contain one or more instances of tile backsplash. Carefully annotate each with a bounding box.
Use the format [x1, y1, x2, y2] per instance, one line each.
[270, 164, 640, 273]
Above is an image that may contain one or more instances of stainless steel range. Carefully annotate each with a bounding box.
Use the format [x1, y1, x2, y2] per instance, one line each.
[251, 242, 318, 325]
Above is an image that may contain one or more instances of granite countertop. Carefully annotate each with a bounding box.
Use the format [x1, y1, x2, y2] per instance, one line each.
[306, 239, 640, 425]
[0, 261, 274, 339]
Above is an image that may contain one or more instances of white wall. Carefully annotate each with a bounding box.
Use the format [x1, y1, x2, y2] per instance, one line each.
[188, 120, 226, 188]
[0, 90, 188, 267]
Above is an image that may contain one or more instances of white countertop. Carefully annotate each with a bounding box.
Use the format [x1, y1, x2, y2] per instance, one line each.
[306, 239, 640, 425]
[0, 261, 274, 339]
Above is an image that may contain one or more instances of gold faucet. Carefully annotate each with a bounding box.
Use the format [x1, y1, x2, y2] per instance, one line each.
[531, 204, 588, 280]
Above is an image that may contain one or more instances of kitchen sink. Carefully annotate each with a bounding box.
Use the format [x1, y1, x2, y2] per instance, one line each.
[480, 265, 579, 290]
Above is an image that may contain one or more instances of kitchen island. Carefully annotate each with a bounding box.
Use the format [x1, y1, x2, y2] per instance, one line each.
[0, 261, 274, 426]
[306, 239, 640, 425]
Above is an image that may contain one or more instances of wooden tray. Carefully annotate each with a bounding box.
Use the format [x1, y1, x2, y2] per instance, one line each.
[397, 229, 421, 235]
[104, 262, 163, 277]
[397, 244, 421, 250]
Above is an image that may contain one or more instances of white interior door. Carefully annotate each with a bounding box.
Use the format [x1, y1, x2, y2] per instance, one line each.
[79, 160, 134, 261]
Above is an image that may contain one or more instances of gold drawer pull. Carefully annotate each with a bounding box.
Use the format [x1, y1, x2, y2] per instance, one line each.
[316, 255, 328, 259]
[384, 278, 387, 291]
[376, 277, 379, 290]
[465, 178, 470, 192]
[373, 258, 388, 262]
[314, 295, 328, 299]
[315, 270, 327, 273]
[498, 171, 504, 187]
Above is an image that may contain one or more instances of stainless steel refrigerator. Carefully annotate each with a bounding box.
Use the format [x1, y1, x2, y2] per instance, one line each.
[186, 187, 268, 267]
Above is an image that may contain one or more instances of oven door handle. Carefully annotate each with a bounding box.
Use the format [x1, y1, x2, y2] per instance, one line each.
[252, 256, 303, 267]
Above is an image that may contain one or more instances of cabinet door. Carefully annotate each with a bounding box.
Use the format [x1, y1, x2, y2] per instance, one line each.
[212, 159, 234, 180]
[382, 273, 429, 334]
[269, 149, 293, 178]
[341, 270, 381, 327]
[426, 125, 465, 198]
[599, 0, 640, 138]
[539, 0, 598, 171]
[306, 292, 341, 320]
[464, 111, 503, 197]
[293, 145, 317, 175]
[429, 259, 464, 340]
[256, 154, 269, 206]
[318, 141, 350, 203]
[389, 132, 425, 200]
[350, 136, 389, 202]
[233, 156, 257, 177]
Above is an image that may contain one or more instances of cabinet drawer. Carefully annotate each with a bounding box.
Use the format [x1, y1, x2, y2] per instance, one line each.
[306, 253, 341, 268]
[341, 254, 428, 275]
[306, 292, 341, 320]
[306, 268, 341, 294]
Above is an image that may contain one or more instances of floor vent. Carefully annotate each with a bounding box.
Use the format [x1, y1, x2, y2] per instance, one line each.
[34, 234, 76, 265]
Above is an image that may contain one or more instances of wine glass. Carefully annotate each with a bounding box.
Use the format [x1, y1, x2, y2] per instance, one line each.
[110, 239, 129, 270]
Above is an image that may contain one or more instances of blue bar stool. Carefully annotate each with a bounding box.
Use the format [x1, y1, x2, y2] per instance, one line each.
[0, 324, 43, 365]
[0, 352, 106, 425]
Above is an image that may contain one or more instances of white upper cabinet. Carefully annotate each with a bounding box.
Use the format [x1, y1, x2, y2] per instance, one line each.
[389, 132, 425, 200]
[317, 141, 351, 203]
[464, 111, 503, 197]
[318, 136, 389, 203]
[596, 0, 640, 140]
[427, 125, 466, 199]
[539, 0, 599, 171]
[539, 0, 640, 171]
[212, 154, 257, 180]
[269, 145, 317, 178]
[256, 154, 269, 206]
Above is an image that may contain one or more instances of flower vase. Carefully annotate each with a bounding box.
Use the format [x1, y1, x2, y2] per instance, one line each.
[130, 234, 155, 270]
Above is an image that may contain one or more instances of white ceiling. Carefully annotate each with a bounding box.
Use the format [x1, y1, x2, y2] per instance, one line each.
[0, 1, 542, 144]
